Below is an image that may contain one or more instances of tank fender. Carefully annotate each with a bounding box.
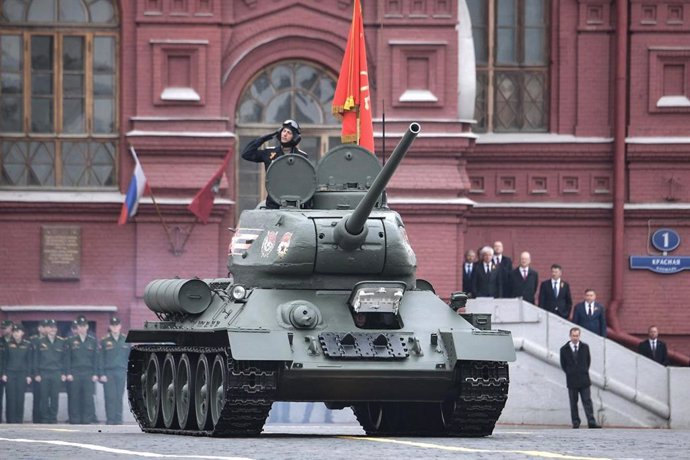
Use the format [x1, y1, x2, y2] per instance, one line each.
[439, 328, 516, 362]
[227, 330, 293, 361]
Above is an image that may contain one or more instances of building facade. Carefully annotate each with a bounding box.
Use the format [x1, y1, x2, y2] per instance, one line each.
[1, 0, 689, 361]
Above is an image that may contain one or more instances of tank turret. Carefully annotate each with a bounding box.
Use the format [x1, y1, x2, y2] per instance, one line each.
[228, 123, 421, 290]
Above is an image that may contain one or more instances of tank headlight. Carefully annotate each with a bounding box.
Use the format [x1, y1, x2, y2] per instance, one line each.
[348, 281, 407, 314]
[230, 284, 247, 301]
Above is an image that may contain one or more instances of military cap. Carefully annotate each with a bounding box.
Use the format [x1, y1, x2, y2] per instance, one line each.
[12, 323, 25, 332]
[44, 319, 57, 327]
[40, 319, 50, 327]
[1, 319, 13, 328]
[76, 316, 88, 326]
[109, 317, 121, 326]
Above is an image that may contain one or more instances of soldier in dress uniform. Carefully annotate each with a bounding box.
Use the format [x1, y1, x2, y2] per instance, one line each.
[1, 324, 33, 423]
[99, 317, 130, 424]
[33, 319, 66, 424]
[0, 319, 13, 423]
[65, 317, 99, 424]
[30, 320, 47, 422]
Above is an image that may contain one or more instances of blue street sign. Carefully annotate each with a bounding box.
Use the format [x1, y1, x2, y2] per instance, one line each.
[629, 256, 690, 274]
[651, 228, 681, 252]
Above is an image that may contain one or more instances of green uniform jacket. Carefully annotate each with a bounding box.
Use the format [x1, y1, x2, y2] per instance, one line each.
[65, 335, 99, 375]
[99, 333, 130, 374]
[34, 336, 67, 374]
[3, 338, 33, 378]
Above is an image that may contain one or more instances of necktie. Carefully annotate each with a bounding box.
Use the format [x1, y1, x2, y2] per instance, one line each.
[553, 281, 559, 297]
[465, 264, 470, 275]
[587, 304, 592, 316]
[652, 341, 656, 353]
[522, 269, 527, 280]
[485, 263, 490, 274]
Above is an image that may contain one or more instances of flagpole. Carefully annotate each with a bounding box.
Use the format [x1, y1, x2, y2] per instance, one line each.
[148, 187, 179, 254]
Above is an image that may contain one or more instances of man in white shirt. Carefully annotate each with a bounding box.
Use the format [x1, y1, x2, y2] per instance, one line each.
[559, 327, 601, 429]
[492, 241, 512, 298]
[637, 325, 669, 365]
[509, 251, 539, 303]
[462, 249, 477, 297]
[572, 289, 608, 337]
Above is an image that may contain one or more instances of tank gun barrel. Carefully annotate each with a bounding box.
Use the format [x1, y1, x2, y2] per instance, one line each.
[345, 122, 421, 235]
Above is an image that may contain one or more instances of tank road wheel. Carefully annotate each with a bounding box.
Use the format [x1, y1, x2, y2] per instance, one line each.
[210, 354, 227, 427]
[194, 354, 212, 430]
[352, 402, 401, 434]
[176, 353, 194, 429]
[161, 353, 177, 428]
[144, 353, 162, 427]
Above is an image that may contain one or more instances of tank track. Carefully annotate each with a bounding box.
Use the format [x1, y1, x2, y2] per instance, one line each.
[128, 344, 278, 437]
[353, 360, 509, 437]
[444, 360, 510, 437]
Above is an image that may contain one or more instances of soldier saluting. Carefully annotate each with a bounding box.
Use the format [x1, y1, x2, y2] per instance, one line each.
[99, 317, 130, 425]
[241, 119, 308, 209]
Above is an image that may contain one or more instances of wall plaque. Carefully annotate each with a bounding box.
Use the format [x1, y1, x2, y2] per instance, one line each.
[41, 226, 81, 280]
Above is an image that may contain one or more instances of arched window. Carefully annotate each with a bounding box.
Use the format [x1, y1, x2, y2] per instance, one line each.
[0, 0, 118, 187]
[235, 60, 340, 214]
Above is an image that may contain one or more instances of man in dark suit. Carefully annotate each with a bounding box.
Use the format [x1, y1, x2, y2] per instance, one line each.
[461, 249, 477, 298]
[538, 264, 573, 319]
[559, 327, 601, 429]
[472, 246, 502, 297]
[509, 251, 539, 303]
[492, 241, 513, 298]
[572, 289, 607, 337]
[638, 325, 669, 365]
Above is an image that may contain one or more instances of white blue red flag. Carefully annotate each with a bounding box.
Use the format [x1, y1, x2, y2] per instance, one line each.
[118, 146, 149, 225]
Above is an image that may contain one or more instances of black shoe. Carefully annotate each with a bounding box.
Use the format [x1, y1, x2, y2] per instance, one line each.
[572, 423, 580, 429]
[588, 424, 602, 429]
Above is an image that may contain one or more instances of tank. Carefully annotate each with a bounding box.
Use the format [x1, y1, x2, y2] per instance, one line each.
[126, 122, 516, 437]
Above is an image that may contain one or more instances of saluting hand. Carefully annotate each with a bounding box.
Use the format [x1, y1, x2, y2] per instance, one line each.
[34, 375, 42, 382]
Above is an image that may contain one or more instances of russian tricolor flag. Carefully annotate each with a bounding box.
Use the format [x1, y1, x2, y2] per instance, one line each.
[118, 147, 149, 225]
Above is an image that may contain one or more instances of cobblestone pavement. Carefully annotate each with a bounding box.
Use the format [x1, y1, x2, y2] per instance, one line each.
[1, 423, 688, 459]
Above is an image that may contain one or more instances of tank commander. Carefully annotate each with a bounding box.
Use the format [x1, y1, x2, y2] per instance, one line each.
[241, 119, 308, 209]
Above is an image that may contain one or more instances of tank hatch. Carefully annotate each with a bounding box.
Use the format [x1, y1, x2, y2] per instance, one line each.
[265, 154, 316, 208]
[313, 145, 382, 210]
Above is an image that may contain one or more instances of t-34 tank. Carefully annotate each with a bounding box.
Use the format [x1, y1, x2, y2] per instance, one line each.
[126, 122, 516, 437]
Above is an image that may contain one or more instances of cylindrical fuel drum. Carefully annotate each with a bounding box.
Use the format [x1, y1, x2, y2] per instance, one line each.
[144, 279, 212, 315]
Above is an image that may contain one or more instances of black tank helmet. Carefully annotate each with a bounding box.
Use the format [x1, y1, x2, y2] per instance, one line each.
[279, 119, 301, 148]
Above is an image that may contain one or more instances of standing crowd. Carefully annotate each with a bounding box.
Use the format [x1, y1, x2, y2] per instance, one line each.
[462, 240, 671, 428]
[0, 316, 130, 425]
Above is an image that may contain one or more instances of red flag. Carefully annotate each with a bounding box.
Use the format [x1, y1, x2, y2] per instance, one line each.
[332, 0, 374, 153]
[188, 151, 231, 224]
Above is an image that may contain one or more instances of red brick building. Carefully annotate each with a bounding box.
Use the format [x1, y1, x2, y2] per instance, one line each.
[1, 1, 689, 361]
